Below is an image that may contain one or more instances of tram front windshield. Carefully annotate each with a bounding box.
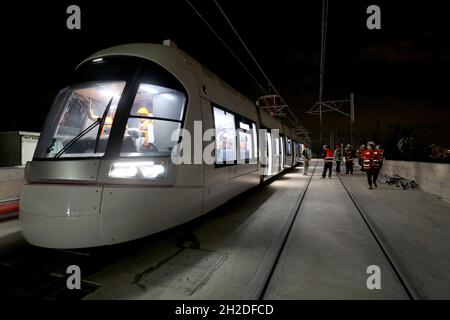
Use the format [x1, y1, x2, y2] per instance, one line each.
[34, 56, 187, 159]
[40, 81, 126, 158]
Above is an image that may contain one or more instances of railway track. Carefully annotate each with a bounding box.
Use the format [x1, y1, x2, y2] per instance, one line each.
[257, 161, 318, 299]
[0, 228, 201, 300]
[0, 245, 106, 299]
[336, 173, 422, 299]
[261, 162, 422, 300]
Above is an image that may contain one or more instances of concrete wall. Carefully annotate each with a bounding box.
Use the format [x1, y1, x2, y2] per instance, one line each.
[382, 160, 450, 202]
[0, 167, 25, 200]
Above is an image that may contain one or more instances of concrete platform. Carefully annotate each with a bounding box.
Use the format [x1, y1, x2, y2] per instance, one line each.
[263, 165, 408, 300]
[341, 170, 450, 299]
[84, 165, 313, 299]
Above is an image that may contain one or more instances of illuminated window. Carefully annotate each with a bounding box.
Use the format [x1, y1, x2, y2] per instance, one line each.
[120, 83, 186, 157]
[37, 81, 126, 158]
[213, 107, 237, 164]
[238, 131, 253, 161]
[287, 138, 292, 155]
[238, 121, 254, 161]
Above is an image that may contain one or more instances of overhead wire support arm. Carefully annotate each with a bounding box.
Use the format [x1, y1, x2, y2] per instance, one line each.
[306, 0, 356, 144]
[307, 99, 352, 117]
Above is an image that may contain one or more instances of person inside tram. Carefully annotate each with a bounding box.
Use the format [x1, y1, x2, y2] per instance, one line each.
[132, 106, 156, 150]
[101, 114, 114, 136]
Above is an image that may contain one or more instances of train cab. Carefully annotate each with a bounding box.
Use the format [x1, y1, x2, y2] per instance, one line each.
[20, 47, 201, 248]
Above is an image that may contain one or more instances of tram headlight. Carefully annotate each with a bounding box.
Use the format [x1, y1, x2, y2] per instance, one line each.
[109, 161, 165, 179]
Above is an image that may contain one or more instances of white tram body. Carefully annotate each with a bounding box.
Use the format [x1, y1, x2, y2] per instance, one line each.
[20, 42, 304, 248]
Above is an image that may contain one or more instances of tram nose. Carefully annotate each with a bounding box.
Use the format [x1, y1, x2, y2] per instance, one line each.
[20, 184, 102, 218]
[19, 184, 104, 248]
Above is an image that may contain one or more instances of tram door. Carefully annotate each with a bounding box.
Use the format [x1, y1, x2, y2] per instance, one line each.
[272, 135, 280, 174]
[280, 137, 285, 169]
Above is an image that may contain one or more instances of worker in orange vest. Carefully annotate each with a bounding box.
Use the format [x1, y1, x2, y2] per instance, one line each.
[362, 141, 381, 189]
[321, 144, 334, 179]
[357, 144, 366, 170]
[375, 145, 385, 168]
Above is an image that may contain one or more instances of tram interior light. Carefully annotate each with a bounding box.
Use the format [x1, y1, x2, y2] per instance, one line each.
[160, 93, 176, 100]
[109, 161, 165, 179]
[140, 84, 160, 94]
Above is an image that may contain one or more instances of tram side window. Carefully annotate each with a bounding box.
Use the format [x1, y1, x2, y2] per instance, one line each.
[237, 120, 258, 162]
[275, 137, 280, 155]
[252, 123, 258, 158]
[287, 138, 292, 155]
[213, 107, 237, 164]
[238, 121, 253, 161]
[120, 83, 186, 157]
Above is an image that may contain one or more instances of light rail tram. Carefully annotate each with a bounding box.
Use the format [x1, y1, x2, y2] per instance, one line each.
[20, 41, 305, 248]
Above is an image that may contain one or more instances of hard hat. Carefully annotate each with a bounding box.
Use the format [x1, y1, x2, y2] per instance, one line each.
[367, 141, 375, 150]
[346, 144, 351, 148]
[360, 144, 365, 148]
[105, 115, 113, 124]
[136, 107, 149, 116]
[323, 144, 328, 149]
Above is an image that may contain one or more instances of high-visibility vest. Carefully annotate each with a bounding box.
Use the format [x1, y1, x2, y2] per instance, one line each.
[362, 150, 373, 171]
[373, 149, 385, 168]
[324, 148, 334, 163]
[373, 151, 381, 169]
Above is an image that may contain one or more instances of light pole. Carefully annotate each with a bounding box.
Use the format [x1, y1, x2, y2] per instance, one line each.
[350, 92, 355, 147]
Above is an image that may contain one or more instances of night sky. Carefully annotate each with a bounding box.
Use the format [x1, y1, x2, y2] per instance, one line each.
[1, 0, 449, 149]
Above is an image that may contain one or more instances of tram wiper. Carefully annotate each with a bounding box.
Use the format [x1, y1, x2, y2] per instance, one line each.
[94, 97, 114, 154]
[53, 97, 113, 158]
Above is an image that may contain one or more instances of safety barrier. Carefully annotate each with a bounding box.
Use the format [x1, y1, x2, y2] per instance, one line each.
[382, 160, 450, 202]
[0, 167, 24, 199]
